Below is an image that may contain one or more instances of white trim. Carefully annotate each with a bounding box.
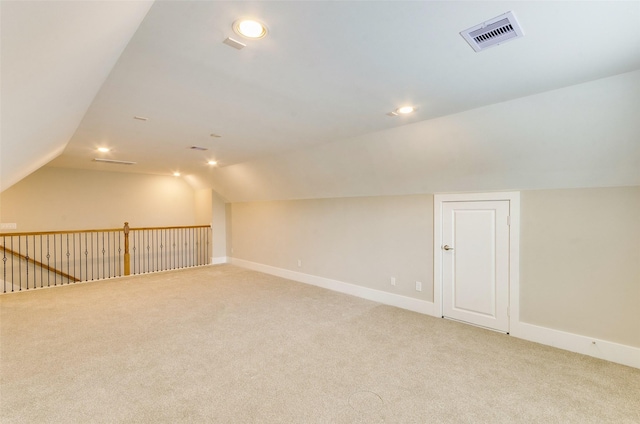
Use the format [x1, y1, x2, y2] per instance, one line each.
[433, 191, 520, 330]
[511, 321, 640, 369]
[211, 256, 228, 265]
[230, 258, 436, 316]
[230, 257, 639, 368]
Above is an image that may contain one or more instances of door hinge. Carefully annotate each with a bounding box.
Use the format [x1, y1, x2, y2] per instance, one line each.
[507, 216, 511, 226]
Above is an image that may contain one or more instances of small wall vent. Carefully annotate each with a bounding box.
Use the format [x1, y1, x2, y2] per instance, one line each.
[223, 37, 246, 50]
[460, 11, 524, 52]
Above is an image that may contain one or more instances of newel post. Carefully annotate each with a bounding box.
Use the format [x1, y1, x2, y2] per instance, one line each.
[124, 222, 131, 276]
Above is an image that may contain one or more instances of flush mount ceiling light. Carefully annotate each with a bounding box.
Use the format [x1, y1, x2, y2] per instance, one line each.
[207, 160, 218, 166]
[173, 172, 181, 177]
[233, 19, 268, 39]
[97, 147, 110, 153]
[387, 106, 418, 117]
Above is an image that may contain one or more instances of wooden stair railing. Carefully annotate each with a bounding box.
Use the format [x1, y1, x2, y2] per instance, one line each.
[124, 222, 130, 276]
[2, 247, 80, 282]
[1, 223, 211, 293]
[1, 226, 123, 292]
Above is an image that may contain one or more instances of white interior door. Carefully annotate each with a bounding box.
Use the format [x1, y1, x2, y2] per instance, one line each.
[441, 200, 510, 332]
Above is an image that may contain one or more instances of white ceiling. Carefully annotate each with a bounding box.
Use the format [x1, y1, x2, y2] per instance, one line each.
[2, 1, 640, 200]
[0, 0, 153, 191]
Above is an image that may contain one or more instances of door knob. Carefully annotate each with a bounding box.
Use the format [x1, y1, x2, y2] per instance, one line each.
[443, 245, 454, 251]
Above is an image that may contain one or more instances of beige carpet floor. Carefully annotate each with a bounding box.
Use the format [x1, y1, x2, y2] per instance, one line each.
[1, 265, 639, 423]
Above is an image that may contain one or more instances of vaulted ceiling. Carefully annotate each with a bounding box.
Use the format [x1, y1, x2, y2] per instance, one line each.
[2, 1, 639, 201]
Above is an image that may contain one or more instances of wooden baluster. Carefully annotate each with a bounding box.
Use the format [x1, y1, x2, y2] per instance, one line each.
[124, 222, 131, 276]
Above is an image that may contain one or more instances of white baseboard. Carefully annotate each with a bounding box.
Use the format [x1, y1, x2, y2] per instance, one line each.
[211, 256, 229, 265]
[511, 321, 640, 369]
[230, 258, 639, 369]
[230, 258, 435, 316]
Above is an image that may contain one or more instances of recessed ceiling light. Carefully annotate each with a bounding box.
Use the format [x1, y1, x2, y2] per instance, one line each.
[207, 160, 218, 166]
[397, 106, 416, 114]
[97, 147, 110, 153]
[387, 106, 418, 117]
[173, 172, 181, 177]
[233, 19, 268, 39]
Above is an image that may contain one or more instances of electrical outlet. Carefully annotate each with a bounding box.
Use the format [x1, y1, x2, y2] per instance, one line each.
[390, 277, 396, 286]
[0, 223, 17, 230]
[415, 281, 422, 292]
[297, 259, 302, 267]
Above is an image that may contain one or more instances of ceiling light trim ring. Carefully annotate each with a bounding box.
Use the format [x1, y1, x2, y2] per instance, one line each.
[387, 106, 418, 116]
[233, 19, 268, 39]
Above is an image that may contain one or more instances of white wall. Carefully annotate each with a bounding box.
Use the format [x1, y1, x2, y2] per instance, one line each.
[194, 189, 213, 227]
[231, 195, 433, 301]
[211, 190, 228, 262]
[2, 166, 637, 363]
[0, 167, 202, 231]
[520, 186, 640, 347]
[230, 187, 640, 350]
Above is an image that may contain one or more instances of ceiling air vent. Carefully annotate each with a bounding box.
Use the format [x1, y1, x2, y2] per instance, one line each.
[460, 11, 524, 52]
[93, 158, 136, 165]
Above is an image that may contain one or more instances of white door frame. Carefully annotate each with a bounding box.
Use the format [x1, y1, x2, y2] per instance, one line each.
[434, 192, 520, 332]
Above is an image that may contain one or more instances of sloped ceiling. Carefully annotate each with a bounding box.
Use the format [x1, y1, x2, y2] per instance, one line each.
[0, 0, 153, 191]
[2, 1, 639, 201]
[207, 70, 640, 202]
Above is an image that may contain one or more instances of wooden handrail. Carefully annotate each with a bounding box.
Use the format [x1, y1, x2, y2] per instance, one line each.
[0, 224, 211, 238]
[1, 223, 212, 291]
[0, 228, 123, 237]
[128, 225, 211, 231]
[1, 247, 80, 282]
